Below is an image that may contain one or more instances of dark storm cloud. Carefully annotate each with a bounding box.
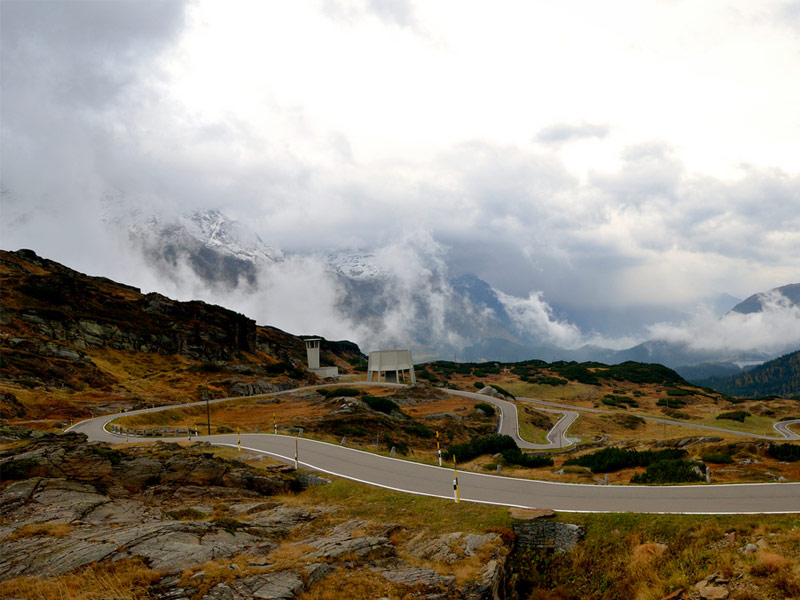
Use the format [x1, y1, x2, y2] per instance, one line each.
[0, 0, 188, 274]
[535, 121, 609, 144]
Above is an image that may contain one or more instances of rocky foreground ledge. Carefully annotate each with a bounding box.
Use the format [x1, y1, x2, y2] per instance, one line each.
[0, 427, 509, 600]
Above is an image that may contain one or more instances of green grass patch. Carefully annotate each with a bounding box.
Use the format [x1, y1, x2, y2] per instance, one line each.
[291, 478, 512, 533]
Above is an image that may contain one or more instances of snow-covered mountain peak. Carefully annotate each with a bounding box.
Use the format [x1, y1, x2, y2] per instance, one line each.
[179, 209, 284, 264]
[325, 251, 384, 280]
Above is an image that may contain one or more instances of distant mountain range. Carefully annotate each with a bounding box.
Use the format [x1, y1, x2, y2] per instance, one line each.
[697, 350, 800, 398]
[101, 206, 800, 373]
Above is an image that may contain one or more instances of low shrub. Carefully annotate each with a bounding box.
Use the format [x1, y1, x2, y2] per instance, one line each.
[263, 361, 292, 375]
[602, 395, 639, 408]
[767, 442, 800, 462]
[716, 410, 750, 423]
[552, 363, 599, 385]
[444, 434, 517, 462]
[702, 454, 734, 464]
[490, 384, 515, 398]
[91, 446, 122, 466]
[318, 387, 361, 398]
[665, 387, 693, 396]
[475, 402, 496, 417]
[0, 458, 38, 480]
[501, 449, 554, 468]
[403, 423, 434, 438]
[657, 397, 687, 408]
[384, 440, 409, 455]
[166, 508, 207, 521]
[564, 447, 687, 474]
[211, 517, 245, 534]
[630, 459, 705, 484]
[363, 395, 399, 414]
[529, 376, 568, 386]
[661, 407, 691, 420]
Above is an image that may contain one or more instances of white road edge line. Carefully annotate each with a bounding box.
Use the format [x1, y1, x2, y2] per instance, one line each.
[222, 443, 800, 515]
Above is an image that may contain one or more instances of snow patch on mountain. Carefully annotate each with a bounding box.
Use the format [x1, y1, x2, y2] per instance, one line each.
[325, 251, 383, 280]
[127, 209, 284, 265]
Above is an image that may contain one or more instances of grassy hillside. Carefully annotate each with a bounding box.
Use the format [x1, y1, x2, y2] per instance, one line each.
[0, 249, 364, 424]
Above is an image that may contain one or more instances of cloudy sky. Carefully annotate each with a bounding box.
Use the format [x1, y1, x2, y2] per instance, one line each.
[2, 1, 799, 345]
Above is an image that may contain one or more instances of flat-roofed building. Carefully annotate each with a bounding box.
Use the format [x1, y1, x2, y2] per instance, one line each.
[367, 349, 416, 384]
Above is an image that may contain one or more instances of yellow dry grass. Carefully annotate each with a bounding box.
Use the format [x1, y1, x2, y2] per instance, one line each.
[297, 568, 404, 600]
[5, 522, 74, 542]
[403, 397, 478, 417]
[750, 550, 793, 576]
[0, 558, 161, 600]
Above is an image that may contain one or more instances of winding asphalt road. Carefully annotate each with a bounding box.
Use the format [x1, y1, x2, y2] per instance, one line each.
[68, 384, 800, 514]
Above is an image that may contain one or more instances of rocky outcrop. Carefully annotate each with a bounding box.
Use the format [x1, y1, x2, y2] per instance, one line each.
[0, 434, 295, 497]
[1, 249, 260, 388]
[0, 431, 511, 599]
[0, 392, 26, 419]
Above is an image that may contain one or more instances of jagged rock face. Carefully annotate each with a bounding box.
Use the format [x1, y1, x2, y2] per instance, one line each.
[1, 249, 260, 391]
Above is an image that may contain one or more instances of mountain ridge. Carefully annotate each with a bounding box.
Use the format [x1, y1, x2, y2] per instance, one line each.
[95, 207, 800, 371]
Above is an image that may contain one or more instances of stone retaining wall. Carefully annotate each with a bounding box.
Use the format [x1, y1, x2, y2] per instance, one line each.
[512, 521, 585, 553]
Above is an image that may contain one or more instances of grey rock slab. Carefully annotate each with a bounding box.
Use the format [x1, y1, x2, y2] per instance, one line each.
[304, 562, 332, 587]
[4, 479, 111, 524]
[82, 498, 157, 525]
[307, 535, 394, 560]
[245, 505, 315, 537]
[406, 531, 497, 564]
[205, 570, 305, 600]
[0, 534, 118, 579]
[380, 566, 455, 588]
[0, 477, 41, 515]
[117, 522, 259, 573]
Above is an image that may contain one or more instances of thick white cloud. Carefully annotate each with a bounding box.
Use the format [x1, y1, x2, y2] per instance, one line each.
[1, 0, 799, 358]
[647, 291, 800, 357]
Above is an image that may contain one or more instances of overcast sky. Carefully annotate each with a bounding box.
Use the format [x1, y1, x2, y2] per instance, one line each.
[2, 0, 799, 314]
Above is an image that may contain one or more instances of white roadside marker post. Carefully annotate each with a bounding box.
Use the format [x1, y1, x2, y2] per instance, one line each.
[453, 456, 460, 503]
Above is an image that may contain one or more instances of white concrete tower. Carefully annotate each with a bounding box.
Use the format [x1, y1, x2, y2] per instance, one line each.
[305, 338, 321, 370]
